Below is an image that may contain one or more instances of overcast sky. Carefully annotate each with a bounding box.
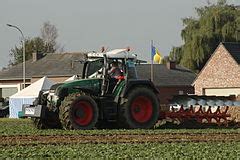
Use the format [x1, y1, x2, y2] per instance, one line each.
[0, 0, 239, 68]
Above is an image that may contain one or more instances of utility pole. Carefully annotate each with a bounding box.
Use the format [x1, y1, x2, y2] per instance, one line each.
[7, 24, 26, 89]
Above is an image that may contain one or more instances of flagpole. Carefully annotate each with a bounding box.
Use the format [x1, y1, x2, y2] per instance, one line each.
[151, 40, 153, 82]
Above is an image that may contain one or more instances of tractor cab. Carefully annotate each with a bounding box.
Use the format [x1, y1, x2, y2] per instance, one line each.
[81, 48, 138, 96]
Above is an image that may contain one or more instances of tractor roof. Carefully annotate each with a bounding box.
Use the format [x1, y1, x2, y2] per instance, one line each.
[87, 48, 137, 60]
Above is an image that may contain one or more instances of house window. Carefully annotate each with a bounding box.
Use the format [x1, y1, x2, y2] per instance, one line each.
[20, 83, 31, 90]
[0, 87, 18, 98]
[179, 90, 184, 95]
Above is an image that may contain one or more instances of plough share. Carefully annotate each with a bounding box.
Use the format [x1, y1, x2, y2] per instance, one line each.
[160, 95, 240, 126]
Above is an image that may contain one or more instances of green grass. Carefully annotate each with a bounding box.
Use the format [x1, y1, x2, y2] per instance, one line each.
[0, 142, 239, 159]
[0, 118, 239, 136]
[0, 118, 239, 158]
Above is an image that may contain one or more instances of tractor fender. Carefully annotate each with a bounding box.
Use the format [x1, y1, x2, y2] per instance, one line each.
[120, 79, 159, 99]
[57, 86, 98, 103]
[73, 86, 98, 96]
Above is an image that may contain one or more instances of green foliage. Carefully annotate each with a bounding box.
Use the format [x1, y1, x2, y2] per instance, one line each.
[169, 46, 182, 64]
[9, 21, 60, 66]
[0, 118, 239, 136]
[0, 142, 239, 159]
[9, 37, 55, 65]
[0, 119, 239, 158]
[169, 1, 240, 72]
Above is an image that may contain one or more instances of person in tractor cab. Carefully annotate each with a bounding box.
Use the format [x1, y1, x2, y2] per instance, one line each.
[107, 61, 124, 93]
[108, 61, 124, 80]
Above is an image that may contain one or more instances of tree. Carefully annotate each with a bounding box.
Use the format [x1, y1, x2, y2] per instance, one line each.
[40, 21, 58, 53]
[169, 46, 182, 64]
[9, 21, 63, 65]
[9, 37, 50, 65]
[169, 0, 240, 72]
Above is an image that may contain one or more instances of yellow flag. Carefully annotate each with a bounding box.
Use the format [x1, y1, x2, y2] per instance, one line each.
[153, 48, 162, 64]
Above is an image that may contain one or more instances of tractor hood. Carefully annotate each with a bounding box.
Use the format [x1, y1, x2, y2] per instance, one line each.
[55, 78, 103, 98]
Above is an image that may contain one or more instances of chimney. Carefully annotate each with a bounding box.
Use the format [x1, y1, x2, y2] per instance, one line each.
[167, 61, 176, 70]
[32, 52, 43, 62]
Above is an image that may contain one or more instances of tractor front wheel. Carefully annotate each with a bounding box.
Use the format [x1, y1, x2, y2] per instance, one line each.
[120, 87, 159, 129]
[59, 93, 99, 130]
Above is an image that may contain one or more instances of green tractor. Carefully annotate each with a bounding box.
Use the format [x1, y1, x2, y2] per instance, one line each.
[22, 49, 160, 129]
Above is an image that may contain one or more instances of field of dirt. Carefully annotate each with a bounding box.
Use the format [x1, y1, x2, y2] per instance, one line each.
[228, 107, 240, 122]
[1, 132, 239, 146]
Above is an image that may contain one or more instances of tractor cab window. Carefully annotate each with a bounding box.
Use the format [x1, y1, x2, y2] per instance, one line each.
[126, 60, 138, 79]
[86, 59, 104, 78]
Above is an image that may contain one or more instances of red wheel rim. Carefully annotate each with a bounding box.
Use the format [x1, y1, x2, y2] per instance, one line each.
[131, 96, 153, 123]
[73, 101, 93, 126]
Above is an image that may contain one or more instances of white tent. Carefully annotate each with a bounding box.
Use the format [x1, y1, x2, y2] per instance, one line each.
[9, 76, 56, 118]
[65, 75, 79, 81]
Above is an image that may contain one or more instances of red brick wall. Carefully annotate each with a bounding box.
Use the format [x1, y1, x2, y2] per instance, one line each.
[194, 44, 240, 95]
[157, 86, 194, 104]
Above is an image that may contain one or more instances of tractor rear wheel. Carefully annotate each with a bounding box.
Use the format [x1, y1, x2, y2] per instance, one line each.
[59, 93, 99, 130]
[120, 87, 159, 129]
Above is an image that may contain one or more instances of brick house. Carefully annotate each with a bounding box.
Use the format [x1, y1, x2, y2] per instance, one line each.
[0, 52, 196, 104]
[193, 42, 240, 96]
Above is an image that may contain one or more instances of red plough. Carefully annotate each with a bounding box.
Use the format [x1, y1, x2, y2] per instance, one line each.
[160, 105, 231, 126]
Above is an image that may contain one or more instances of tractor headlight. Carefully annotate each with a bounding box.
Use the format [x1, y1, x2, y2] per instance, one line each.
[52, 94, 59, 102]
[47, 93, 59, 103]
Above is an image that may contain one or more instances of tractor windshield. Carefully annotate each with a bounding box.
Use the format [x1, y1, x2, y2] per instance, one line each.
[86, 58, 104, 78]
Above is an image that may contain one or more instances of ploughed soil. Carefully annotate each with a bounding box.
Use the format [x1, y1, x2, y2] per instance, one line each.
[228, 107, 240, 122]
[0, 133, 239, 146]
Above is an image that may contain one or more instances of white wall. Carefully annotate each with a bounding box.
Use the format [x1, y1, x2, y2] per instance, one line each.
[204, 88, 240, 96]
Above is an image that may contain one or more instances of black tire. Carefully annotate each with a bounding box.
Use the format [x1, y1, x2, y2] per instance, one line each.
[59, 93, 99, 130]
[32, 118, 46, 129]
[120, 87, 159, 129]
[0, 106, 9, 118]
[32, 110, 62, 129]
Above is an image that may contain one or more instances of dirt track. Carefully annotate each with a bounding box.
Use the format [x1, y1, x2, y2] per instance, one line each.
[1, 133, 239, 146]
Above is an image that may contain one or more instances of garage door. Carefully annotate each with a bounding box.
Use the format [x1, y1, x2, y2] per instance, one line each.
[204, 88, 240, 96]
